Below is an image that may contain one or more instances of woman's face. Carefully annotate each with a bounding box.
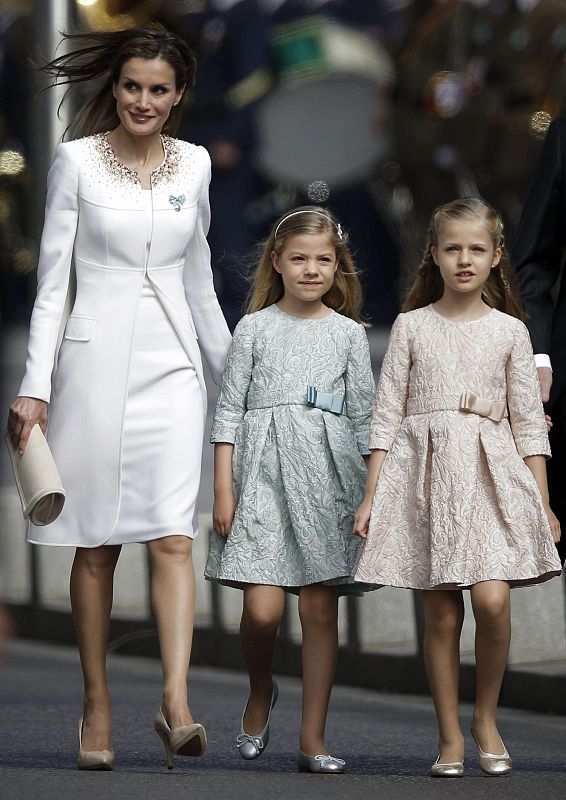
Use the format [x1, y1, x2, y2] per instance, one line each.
[113, 57, 184, 137]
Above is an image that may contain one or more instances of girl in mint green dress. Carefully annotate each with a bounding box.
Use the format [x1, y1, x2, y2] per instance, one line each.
[205, 206, 375, 773]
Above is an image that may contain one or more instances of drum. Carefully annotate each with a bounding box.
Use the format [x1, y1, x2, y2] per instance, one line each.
[256, 15, 394, 189]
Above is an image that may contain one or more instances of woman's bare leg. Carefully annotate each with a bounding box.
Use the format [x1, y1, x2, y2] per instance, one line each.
[70, 544, 121, 751]
[298, 584, 339, 756]
[470, 580, 511, 754]
[240, 584, 285, 733]
[147, 535, 196, 729]
[422, 589, 465, 763]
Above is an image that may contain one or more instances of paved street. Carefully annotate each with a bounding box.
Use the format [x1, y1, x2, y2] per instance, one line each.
[1, 640, 564, 799]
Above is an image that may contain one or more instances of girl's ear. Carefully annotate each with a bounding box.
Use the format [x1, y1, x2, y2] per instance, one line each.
[491, 247, 502, 268]
[271, 251, 281, 273]
[430, 246, 438, 265]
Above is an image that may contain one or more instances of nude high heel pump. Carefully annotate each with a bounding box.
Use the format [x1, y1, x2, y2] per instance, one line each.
[154, 707, 207, 770]
[77, 715, 115, 771]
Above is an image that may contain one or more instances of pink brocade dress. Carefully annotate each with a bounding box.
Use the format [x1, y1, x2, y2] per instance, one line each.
[354, 305, 563, 590]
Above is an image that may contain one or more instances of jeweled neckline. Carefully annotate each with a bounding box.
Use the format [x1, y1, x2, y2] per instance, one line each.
[429, 303, 495, 325]
[94, 132, 181, 188]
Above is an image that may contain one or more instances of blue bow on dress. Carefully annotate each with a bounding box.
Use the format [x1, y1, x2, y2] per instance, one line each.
[306, 386, 345, 415]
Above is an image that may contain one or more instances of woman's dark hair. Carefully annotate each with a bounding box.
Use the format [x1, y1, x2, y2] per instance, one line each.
[42, 26, 196, 139]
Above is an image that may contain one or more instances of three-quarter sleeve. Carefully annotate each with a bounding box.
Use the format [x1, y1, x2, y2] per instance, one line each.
[210, 314, 255, 443]
[344, 323, 375, 455]
[506, 321, 551, 458]
[369, 313, 412, 450]
[18, 143, 79, 402]
[183, 146, 232, 385]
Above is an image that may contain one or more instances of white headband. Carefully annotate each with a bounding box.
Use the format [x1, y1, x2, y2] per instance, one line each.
[274, 210, 343, 239]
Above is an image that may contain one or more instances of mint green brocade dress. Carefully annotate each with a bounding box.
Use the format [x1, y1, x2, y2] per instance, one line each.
[205, 304, 376, 593]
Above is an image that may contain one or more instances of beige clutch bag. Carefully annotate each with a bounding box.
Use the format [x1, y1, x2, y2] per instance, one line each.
[4, 424, 66, 526]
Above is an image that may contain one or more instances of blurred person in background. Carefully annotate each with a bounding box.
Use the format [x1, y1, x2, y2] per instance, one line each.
[390, 0, 566, 268]
[257, 0, 403, 325]
[0, 0, 34, 323]
[155, 0, 272, 330]
[7, 25, 231, 770]
[513, 116, 566, 566]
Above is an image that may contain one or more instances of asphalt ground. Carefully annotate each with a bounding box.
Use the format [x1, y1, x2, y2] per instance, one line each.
[0, 640, 564, 800]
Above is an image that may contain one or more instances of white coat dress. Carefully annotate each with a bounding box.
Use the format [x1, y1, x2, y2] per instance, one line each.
[18, 133, 232, 547]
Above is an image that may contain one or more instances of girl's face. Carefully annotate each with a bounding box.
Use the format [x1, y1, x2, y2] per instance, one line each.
[271, 233, 338, 309]
[113, 57, 184, 138]
[431, 218, 501, 298]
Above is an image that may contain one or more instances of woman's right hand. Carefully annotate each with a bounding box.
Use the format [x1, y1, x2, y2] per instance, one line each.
[213, 489, 237, 538]
[353, 496, 373, 539]
[7, 397, 48, 455]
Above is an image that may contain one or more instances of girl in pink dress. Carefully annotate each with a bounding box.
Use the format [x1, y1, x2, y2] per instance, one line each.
[353, 198, 562, 778]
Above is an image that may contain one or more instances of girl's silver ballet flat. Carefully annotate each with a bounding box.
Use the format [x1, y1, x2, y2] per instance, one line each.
[236, 681, 278, 760]
[430, 756, 464, 777]
[297, 751, 346, 773]
[472, 732, 512, 776]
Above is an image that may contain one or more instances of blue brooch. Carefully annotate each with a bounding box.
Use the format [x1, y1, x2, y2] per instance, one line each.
[169, 194, 186, 211]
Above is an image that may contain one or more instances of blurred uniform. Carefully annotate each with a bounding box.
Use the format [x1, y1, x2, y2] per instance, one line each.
[259, 0, 401, 325]
[159, 0, 271, 330]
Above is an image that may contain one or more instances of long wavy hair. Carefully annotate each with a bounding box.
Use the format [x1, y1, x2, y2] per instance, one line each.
[41, 25, 196, 139]
[404, 197, 524, 320]
[247, 206, 365, 323]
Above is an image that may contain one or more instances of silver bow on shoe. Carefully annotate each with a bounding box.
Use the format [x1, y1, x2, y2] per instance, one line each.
[236, 733, 266, 759]
[298, 751, 346, 773]
[236, 681, 278, 760]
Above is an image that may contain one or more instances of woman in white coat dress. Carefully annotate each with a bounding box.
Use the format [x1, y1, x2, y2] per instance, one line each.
[7, 27, 231, 770]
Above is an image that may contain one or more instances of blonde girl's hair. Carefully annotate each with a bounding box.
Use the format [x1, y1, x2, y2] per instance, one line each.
[247, 206, 365, 323]
[403, 197, 524, 320]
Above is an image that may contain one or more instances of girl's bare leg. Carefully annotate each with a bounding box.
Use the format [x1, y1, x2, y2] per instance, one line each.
[147, 535, 196, 728]
[240, 584, 286, 733]
[470, 580, 511, 754]
[70, 544, 121, 751]
[422, 589, 465, 763]
[298, 584, 339, 756]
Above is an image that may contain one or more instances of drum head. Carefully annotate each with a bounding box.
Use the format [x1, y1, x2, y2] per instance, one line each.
[255, 76, 389, 189]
